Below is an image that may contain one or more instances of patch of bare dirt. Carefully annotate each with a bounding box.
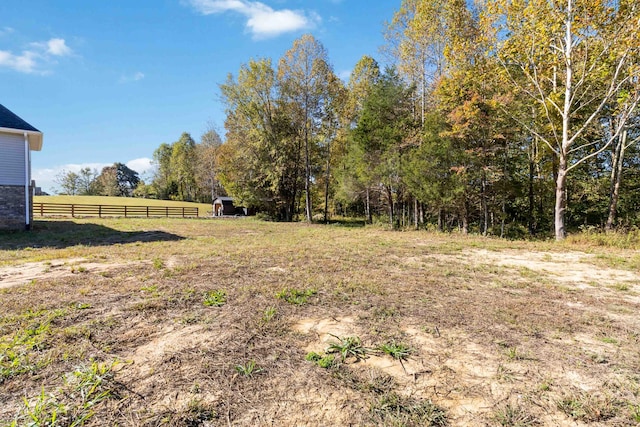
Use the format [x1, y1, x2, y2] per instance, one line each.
[0, 258, 139, 289]
[293, 317, 585, 426]
[118, 324, 223, 415]
[468, 249, 640, 288]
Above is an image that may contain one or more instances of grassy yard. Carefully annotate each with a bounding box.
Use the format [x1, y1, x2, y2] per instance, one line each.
[1, 218, 639, 426]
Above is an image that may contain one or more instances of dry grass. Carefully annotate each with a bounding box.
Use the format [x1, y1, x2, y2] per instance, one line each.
[1, 217, 639, 426]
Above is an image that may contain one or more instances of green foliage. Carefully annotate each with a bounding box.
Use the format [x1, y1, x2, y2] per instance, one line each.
[630, 404, 640, 423]
[276, 288, 317, 305]
[305, 352, 336, 369]
[261, 306, 277, 323]
[218, 57, 301, 220]
[378, 341, 412, 360]
[203, 290, 227, 307]
[234, 360, 262, 377]
[150, 132, 216, 202]
[11, 360, 119, 426]
[0, 309, 67, 383]
[55, 170, 80, 196]
[326, 335, 369, 362]
[95, 163, 140, 197]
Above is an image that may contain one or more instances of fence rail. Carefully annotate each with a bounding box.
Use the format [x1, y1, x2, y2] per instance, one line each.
[33, 202, 199, 218]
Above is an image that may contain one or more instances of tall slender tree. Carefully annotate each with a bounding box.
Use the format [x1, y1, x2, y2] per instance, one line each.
[278, 34, 336, 222]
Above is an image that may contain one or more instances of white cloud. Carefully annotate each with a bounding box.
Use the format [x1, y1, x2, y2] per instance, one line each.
[119, 71, 145, 84]
[0, 37, 73, 74]
[30, 38, 74, 57]
[126, 157, 154, 179]
[0, 27, 14, 36]
[187, 0, 320, 38]
[0, 49, 39, 73]
[45, 38, 73, 56]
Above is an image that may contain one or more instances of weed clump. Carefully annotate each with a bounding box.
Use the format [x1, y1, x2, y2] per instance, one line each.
[305, 352, 336, 369]
[11, 360, 120, 426]
[377, 341, 412, 360]
[203, 290, 226, 307]
[326, 335, 369, 362]
[557, 391, 619, 422]
[493, 401, 538, 426]
[235, 360, 262, 377]
[370, 392, 447, 426]
[276, 288, 317, 305]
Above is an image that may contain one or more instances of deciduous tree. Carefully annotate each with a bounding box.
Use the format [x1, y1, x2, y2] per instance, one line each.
[278, 34, 336, 222]
[485, 0, 640, 239]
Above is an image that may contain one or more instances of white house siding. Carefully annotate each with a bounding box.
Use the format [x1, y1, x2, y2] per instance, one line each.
[0, 132, 25, 186]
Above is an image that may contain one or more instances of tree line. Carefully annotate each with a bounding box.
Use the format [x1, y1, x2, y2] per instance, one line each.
[216, 0, 640, 240]
[57, 0, 639, 240]
[55, 129, 225, 203]
[55, 163, 141, 198]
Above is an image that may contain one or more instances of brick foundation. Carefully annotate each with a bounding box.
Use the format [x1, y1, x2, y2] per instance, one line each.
[0, 185, 27, 230]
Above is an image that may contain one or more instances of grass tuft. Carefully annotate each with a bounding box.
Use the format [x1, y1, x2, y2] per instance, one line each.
[276, 288, 317, 305]
[235, 360, 262, 377]
[377, 341, 412, 360]
[493, 402, 538, 426]
[326, 335, 369, 362]
[370, 392, 447, 426]
[203, 290, 226, 307]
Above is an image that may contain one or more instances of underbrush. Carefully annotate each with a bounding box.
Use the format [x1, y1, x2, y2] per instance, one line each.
[565, 227, 640, 249]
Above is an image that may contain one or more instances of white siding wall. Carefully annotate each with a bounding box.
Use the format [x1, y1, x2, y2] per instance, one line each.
[0, 132, 25, 186]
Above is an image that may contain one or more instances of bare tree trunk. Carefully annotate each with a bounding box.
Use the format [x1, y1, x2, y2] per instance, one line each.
[304, 124, 312, 222]
[386, 186, 394, 228]
[481, 171, 488, 235]
[606, 128, 627, 231]
[421, 60, 426, 127]
[555, 0, 573, 240]
[462, 214, 469, 234]
[365, 187, 372, 224]
[528, 140, 535, 235]
[554, 153, 568, 240]
[324, 140, 331, 224]
[461, 199, 469, 234]
[414, 197, 418, 230]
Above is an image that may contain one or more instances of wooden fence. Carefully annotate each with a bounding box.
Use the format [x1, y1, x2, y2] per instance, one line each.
[33, 202, 199, 218]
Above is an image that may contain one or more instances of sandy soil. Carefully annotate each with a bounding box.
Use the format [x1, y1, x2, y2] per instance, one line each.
[0, 258, 141, 289]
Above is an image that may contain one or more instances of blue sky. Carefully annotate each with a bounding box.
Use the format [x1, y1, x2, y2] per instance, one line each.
[0, 0, 399, 193]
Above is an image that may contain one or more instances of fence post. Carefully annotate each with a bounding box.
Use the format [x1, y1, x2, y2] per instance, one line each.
[40, 203, 43, 216]
[125, 206, 128, 218]
[71, 204, 75, 217]
[146, 206, 149, 218]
